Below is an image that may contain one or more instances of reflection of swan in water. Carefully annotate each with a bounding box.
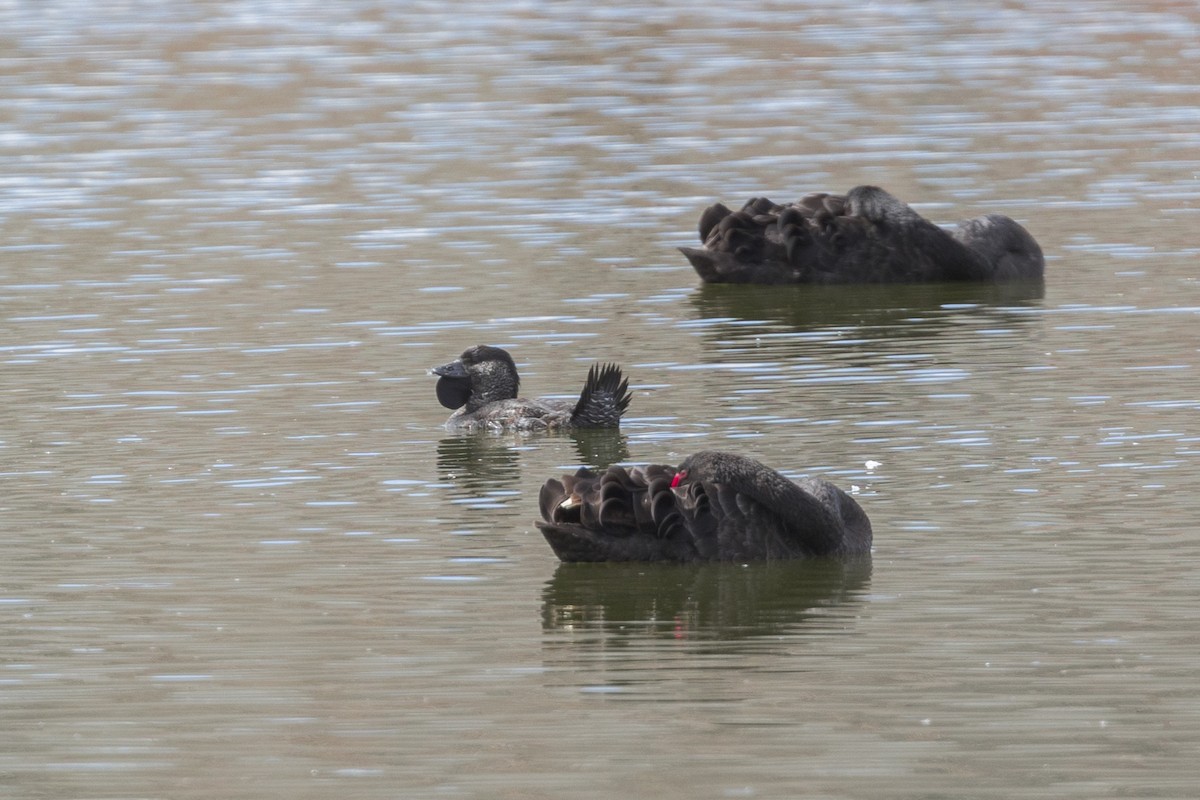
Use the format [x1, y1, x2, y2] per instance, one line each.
[541, 558, 871, 642]
[680, 185, 1044, 284]
[685, 279, 1045, 361]
[691, 278, 1044, 334]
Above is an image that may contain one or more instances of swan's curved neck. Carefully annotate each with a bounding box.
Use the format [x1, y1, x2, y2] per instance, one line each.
[689, 454, 844, 551]
[737, 468, 842, 545]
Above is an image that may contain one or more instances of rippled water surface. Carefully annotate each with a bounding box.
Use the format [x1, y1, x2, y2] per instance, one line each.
[3, 2, 1199, 798]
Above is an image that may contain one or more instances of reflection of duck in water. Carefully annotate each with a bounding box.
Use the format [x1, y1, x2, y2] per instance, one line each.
[431, 345, 631, 432]
[537, 451, 871, 563]
[435, 429, 630, 494]
[436, 435, 523, 492]
[542, 558, 871, 641]
[679, 185, 1044, 284]
[568, 428, 630, 471]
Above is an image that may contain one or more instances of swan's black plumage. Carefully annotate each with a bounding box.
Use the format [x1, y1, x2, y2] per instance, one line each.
[679, 185, 1044, 284]
[431, 345, 631, 432]
[536, 451, 872, 562]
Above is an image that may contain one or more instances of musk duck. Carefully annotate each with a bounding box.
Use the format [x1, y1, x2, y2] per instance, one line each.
[537, 450, 871, 562]
[431, 345, 631, 432]
[679, 185, 1044, 284]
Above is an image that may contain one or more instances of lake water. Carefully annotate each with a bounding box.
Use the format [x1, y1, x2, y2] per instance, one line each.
[3, 1, 1199, 798]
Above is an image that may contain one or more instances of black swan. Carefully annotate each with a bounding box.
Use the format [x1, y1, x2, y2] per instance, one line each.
[537, 451, 872, 562]
[679, 185, 1044, 284]
[431, 345, 631, 432]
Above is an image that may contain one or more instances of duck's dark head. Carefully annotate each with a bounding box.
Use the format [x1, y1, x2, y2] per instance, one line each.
[431, 345, 520, 412]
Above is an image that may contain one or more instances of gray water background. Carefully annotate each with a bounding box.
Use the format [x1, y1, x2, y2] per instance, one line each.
[2, 1, 1199, 798]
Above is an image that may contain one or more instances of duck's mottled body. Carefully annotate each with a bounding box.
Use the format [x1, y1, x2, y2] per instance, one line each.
[431, 345, 631, 432]
[679, 185, 1044, 284]
[537, 451, 871, 562]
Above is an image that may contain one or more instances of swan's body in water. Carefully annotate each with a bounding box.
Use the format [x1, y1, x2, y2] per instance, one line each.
[679, 185, 1044, 284]
[431, 345, 631, 432]
[537, 451, 871, 562]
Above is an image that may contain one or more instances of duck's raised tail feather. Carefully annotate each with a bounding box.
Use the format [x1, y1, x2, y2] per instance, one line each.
[570, 363, 631, 428]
